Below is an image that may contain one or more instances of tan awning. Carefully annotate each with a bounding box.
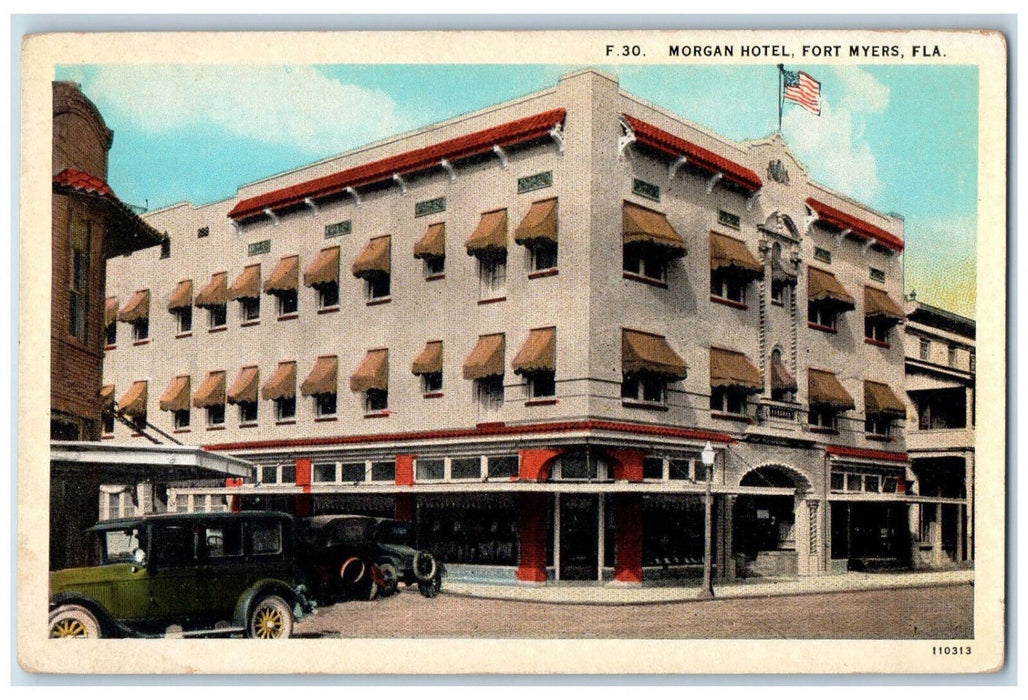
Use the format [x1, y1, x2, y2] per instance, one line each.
[512, 327, 556, 375]
[118, 380, 148, 418]
[622, 329, 688, 380]
[100, 384, 115, 409]
[159, 375, 191, 412]
[195, 272, 228, 308]
[192, 370, 226, 408]
[352, 237, 391, 278]
[117, 290, 150, 323]
[350, 349, 389, 392]
[261, 361, 296, 401]
[227, 366, 259, 404]
[104, 297, 119, 328]
[710, 347, 762, 392]
[167, 280, 193, 310]
[414, 223, 446, 259]
[771, 356, 798, 393]
[264, 256, 299, 294]
[301, 355, 338, 396]
[623, 202, 687, 258]
[808, 267, 856, 310]
[304, 246, 340, 287]
[514, 198, 558, 247]
[228, 265, 261, 300]
[463, 334, 505, 380]
[864, 286, 904, 321]
[465, 209, 508, 259]
[710, 232, 763, 278]
[771, 247, 797, 284]
[411, 340, 443, 376]
[865, 380, 906, 417]
[808, 369, 855, 410]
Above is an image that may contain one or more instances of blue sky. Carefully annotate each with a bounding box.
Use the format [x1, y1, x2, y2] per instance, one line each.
[55, 63, 978, 316]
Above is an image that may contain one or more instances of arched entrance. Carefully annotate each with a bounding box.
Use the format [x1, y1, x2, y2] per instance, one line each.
[733, 465, 810, 577]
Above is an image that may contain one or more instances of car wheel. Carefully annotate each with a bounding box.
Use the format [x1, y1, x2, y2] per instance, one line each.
[413, 551, 438, 582]
[49, 605, 101, 638]
[379, 563, 399, 597]
[247, 595, 294, 639]
[418, 573, 442, 599]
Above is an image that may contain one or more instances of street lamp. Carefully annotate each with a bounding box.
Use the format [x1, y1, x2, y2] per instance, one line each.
[699, 441, 716, 600]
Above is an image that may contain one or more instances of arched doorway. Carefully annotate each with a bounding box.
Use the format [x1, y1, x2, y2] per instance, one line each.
[733, 465, 809, 577]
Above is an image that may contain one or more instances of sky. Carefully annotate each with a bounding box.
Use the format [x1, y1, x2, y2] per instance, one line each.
[54, 63, 979, 317]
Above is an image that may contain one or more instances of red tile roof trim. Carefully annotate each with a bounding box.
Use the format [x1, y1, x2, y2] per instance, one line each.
[53, 168, 116, 198]
[228, 108, 568, 221]
[202, 419, 734, 453]
[806, 197, 904, 252]
[622, 115, 763, 192]
[826, 445, 909, 463]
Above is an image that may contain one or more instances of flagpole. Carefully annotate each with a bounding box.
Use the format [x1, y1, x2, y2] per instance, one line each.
[777, 64, 784, 133]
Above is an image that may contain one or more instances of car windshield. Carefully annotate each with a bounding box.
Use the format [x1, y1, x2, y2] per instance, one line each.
[378, 521, 413, 546]
[101, 527, 144, 565]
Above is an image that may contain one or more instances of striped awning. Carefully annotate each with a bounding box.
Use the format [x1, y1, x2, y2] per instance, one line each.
[512, 327, 556, 375]
[301, 355, 339, 396]
[864, 286, 904, 322]
[808, 369, 855, 411]
[411, 340, 443, 376]
[710, 232, 763, 278]
[195, 272, 228, 308]
[104, 297, 119, 328]
[304, 246, 340, 287]
[808, 267, 856, 310]
[159, 375, 191, 412]
[352, 237, 391, 278]
[710, 347, 762, 392]
[100, 384, 115, 409]
[414, 223, 446, 259]
[261, 361, 296, 401]
[623, 202, 687, 258]
[227, 366, 259, 405]
[264, 256, 299, 294]
[117, 290, 150, 323]
[118, 381, 148, 418]
[192, 371, 226, 408]
[771, 356, 798, 393]
[228, 265, 261, 300]
[514, 198, 558, 247]
[622, 329, 688, 380]
[167, 280, 193, 310]
[350, 349, 389, 392]
[864, 380, 906, 417]
[463, 334, 505, 380]
[466, 209, 508, 259]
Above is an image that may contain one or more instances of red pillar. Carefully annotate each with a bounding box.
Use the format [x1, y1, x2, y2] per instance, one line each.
[517, 493, 548, 582]
[395, 454, 415, 487]
[609, 448, 645, 482]
[224, 477, 243, 513]
[294, 458, 313, 517]
[614, 494, 643, 583]
[519, 448, 563, 481]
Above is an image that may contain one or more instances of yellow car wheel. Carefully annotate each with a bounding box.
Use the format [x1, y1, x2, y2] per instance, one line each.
[247, 596, 293, 639]
[49, 605, 101, 638]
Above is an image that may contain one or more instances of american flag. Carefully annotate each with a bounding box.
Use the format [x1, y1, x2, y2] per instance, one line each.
[783, 69, 821, 115]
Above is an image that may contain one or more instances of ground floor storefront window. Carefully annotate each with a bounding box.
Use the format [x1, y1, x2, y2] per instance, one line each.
[641, 495, 704, 570]
[416, 494, 520, 566]
[830, 501, 910, 570]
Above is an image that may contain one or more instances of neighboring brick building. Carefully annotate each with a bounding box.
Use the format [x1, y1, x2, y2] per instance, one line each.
[102, 70, 966, 584]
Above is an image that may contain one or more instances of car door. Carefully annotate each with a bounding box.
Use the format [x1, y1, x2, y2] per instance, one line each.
[194, 519, 248, 621]
[145, 522, 202, 625]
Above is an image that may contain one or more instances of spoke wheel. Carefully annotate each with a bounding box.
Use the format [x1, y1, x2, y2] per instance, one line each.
[49, 605, 101, 638]
[248, 595, 294, 640]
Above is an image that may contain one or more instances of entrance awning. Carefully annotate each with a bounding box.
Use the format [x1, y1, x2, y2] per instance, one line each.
[808, 267, 856, 310]
[514, 198, 558, 247]
[301, 355, 338, 396]
[104, 297, 119, 327]
[228, 264, 261, 300]
[193, 370, 226, 408]
[622, 329, 688, 380]
[466, 209, 508, 259]
[352, 237, 391, 278]
[771, 356, 798, 393]
[709, 232, 763, 278]
[864, 380, 906, 417]
[710, 347, 762, 392]
[512, 327, 556, 375]
[864, 286, 904, 322]
[167, 279, 193, 310]
[808, 369, 855, 410]
[261, 361, 296, 401]
[411, 340, 443, 376]
[304, 246, 340, 287]
[195, 272, 228, 308]
[622, 202, 687, 258]
[414, 223, 446, 259]
[350, 349, 389, 392]
[117, 290, 150, 323]
[227, 366, 259, 405]
[463, 334, 505, 380]
[264, 255, 299, 294]
[159, 375, 191, 412]
[118, 380, 148, 417]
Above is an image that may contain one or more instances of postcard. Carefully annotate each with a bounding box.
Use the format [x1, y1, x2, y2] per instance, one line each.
[18, 27, 1006, 674]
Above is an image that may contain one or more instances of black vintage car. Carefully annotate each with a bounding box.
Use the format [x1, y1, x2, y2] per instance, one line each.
[296, 516, 385, 604]
[302, 515, 444, 598]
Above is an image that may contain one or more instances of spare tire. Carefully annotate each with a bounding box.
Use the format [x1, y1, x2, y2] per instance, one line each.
[412, 551, 438, 582]
[339, 556, 366, 586]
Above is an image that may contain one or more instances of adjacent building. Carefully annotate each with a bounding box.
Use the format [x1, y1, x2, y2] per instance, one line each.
[102, 70, 967, 584]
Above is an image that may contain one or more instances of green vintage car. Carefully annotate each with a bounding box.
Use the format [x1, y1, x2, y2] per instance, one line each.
[49, 511, 314, 639]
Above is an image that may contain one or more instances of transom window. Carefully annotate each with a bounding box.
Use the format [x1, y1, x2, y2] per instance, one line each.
[643, 455, 709, 482]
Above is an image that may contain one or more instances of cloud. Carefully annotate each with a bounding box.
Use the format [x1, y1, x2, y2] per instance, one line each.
[782, 67, 889, 203]
[73, 65, 400, 157]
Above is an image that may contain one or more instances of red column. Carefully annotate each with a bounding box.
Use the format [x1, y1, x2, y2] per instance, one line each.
[294, 458, 313, 517]
[614, 494, 643, 583]
[395, 454, 415, 487]
[519, 448, 563, 481]
[608, 448, 645, 482]
[224, 477, 243, 512]
[517, 493, 548, 582]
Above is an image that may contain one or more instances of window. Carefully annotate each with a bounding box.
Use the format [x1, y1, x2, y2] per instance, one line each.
[366, 276, 390, 300]
[239, 401, 258, 424]
[623, 246, 666, 283]
[808, 406, 838, 430]
[869, 267, 886, 283]
[771, 283, 787, 306]
[808, 301, 838, 330]
[208, 304, 227, 329]
[554, 452, 609, 481]
[275, 397, 296, 421]
[451, 457, 482, 480]
[105, 321, 117, 346]
[313, 462, 337, 483]
[250, 521, 283, 556]
[528, 372, 556, 398]
[317, 282, 339, 309]
[281, 464, 296, 483]
[632, 178, 660, 201]
[919, 338, 931, 360]
[530, 242, 558, 272]
[718, 209, 741, 229]
[132, 319, 150, 342]
[422, 372, 443, 395]
[865, 317, 891, 343]
[277, 290, 298, 316]
[315, 393, 337, 417]
[487, 456, 518, 479]
[643, 457, 664, 480]
[248, 239, 270, 256]
[814, 247, 832, 264]
[203, 523, 243, 558]
[830, 473, 845, 491]
[206, 404, 225, 427]
[865, 414, 892, 436]
[371, 461, 395, 482]
[102, 410, 115, 435]
[342, 463, 366, 482]
[240, 297, 260, 322]
[479, 257, 506, 299]
[416, 458, 445, 481]
[710, 389, 746, 415]
[710, 270, 747, 304]
[621, 374, 666, 405]
[259, 465, 278, 484]
[159, 238, 171, 259]
[325, 220, 351, 238]
[423, 256, 445, 277]
[174, 306, 193, 334]
[475, 376, 504, 411]
[68, 224, 90, 343]
[365, 389, 388, 413]
[173, 409, 190, 430]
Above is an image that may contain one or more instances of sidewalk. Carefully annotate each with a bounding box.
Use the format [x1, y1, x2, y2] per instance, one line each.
[442, 569, 974, 605]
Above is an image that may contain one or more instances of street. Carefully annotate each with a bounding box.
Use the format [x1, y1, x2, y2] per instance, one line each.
[295, 582, 973, 639]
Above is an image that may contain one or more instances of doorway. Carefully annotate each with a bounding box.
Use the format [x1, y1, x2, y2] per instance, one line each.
[559, 495, 598, 580]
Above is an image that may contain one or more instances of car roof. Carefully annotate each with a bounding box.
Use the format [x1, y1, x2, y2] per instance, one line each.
[87, 510, 294, 532]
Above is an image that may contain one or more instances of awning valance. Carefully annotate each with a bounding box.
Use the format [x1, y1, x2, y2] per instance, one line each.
[228, 265, 261, 300]
[100, 384, 115, 409]
[622, 329, 688, 380]
[227, 366, 259, 405]
[465, 209, 508, 259]
[808, 369, 855, 411]
[710, 232, 763, 278]
[411, 341, 443, 376]
[195, 272, 228, 308]
[350, 349, 389, 392]
[808, 267, 856, 310]
[262, 361, 296, 401]
[264, 256, 299, 294]
[864, 286, 904, 322]
[514, 198, 558, 247]
[512, 327, 556, 375]
[118, 290, 150, 323]
[710, 347, 762, 392]
[352, 237, 391, 278]
[623, 202, 687, 258]
[864, 380, 906, 417]
[301, 355, 338, 396]
[414, 223, 446, 259]
[463, 334, 505, 380]
[104, 297, 119, 327]
[193, 370, 226, 408]
[771, 356, 798, 393]
[304, 246, 340, 287]
[118, 380, 148, 418]
[771, 247, 798, 284]
[159, 375, 191, 412]
[167, 280, 193, 310]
